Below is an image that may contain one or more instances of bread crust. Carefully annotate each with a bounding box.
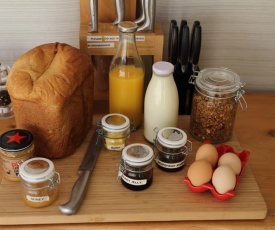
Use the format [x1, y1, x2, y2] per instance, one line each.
[7, 43, 94, 159]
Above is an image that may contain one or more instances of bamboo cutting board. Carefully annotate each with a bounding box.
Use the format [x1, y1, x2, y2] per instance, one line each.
[0, 116, 267, 225]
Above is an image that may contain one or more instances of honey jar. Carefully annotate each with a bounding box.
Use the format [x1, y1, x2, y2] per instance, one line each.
[100, 113, 130, 151]
[19, 157, 60, 208]
[0, 129, 34, 181]
[154, 127, 192, 172]
[118, 143, 154, 191]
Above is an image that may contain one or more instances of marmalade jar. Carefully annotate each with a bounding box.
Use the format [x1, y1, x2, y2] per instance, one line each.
[19, 157, 60, 208]
[154, 127, 192, 172]
[0, 129, 34, 181]
[189, 68, 247, 143]
[99, 113, 131, 151]
[118, 143, 154, 191]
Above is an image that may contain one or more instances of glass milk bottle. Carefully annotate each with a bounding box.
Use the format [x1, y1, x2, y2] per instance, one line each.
[109, 21, 145, 129]
[144, 61, 179, 143]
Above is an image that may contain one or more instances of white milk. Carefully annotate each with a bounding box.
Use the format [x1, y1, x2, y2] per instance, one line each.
[144, 62, 179, 143]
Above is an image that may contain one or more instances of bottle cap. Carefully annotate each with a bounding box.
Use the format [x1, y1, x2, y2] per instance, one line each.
[157, 127, 187, 148]
[101, 113, 130, 132]
[153, 61, 174, 75]
[118, 21, 138, 33]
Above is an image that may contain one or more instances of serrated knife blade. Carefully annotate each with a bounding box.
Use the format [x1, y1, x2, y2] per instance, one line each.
[59, 128, 102, 215]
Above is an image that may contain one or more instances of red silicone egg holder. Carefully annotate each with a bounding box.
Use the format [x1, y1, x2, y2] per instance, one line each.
[183, 143, 250, 200]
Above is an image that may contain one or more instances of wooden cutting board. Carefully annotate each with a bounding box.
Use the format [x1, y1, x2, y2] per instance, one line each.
[0, 116, 267, 225]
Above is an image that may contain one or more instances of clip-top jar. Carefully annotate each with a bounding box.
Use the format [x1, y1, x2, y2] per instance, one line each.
[189, 68, 247, 143]
[19, 157, 60, 208]
[100, 113, 130, 151]
[109, 21, 145, 129]
[0, 63, 13, 119]
[118, 143, 154, 191]
[0, 129, 34, 181]
[154, 127, 192, 172]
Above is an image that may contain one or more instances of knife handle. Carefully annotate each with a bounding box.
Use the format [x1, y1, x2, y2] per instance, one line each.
[59, 170, 91, 215]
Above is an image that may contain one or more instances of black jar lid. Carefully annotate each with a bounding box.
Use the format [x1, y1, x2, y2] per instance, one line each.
[0, 129, 34, 152]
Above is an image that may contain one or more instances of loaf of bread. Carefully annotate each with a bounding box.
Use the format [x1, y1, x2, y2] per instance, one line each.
[7, 43, 94, 159]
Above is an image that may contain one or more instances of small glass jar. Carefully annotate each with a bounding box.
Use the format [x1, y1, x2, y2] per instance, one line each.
[118, 143, 154, 191]
[189, 68, 247, 143]
[0, 129, 34, 181]
[0, 63, 13, 119]
[154, 127, 192, 172]
[100, 113, 130, 151]
[19, 157, 60, 208]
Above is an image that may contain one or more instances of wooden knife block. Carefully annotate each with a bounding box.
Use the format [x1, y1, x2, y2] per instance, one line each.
[79, 0, 164, 101]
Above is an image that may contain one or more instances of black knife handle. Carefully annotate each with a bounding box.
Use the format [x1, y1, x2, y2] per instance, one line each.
[179, 25, 189, 66]
[59, 170, 92, 215]
[192, 24, 202, 65]
[189, 21, 200, 62]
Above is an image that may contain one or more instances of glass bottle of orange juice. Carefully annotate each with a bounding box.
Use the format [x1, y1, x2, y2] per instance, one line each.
[109, 21, 145, 129]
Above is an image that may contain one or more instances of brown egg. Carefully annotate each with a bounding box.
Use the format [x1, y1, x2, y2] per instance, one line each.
[195, 143, 218, 167]
[212, 165, 236, 194]
[187, 160, 213, 186]
[218, 152, 242, 175]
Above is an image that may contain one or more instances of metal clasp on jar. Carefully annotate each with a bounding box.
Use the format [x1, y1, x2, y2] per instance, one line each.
[235, 88, 248, 111]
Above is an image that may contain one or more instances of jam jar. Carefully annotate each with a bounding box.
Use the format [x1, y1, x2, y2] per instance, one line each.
[154, 127, 192, 172]
[189, 68, 247, 143]
[0, 129, 34, 181]
[99, 113, 130, 151]
[19, 157, 60, 208]
[118, 143, 154, 191]
[0, 63, 13, 119]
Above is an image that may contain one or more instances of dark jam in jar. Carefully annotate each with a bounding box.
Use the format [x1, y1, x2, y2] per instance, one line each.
[118, 143, 154, 191]
[154, 127, 192, 172]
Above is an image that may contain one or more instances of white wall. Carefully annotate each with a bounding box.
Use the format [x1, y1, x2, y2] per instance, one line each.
[1, 0, 274, 92]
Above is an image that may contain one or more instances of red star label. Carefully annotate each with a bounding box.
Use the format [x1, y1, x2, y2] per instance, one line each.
[6, 132, 27, 144]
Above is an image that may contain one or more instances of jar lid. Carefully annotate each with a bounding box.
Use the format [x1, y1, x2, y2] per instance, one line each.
[19, 157, 55, 183]
[156, 127, 187, 148]
[118, 21, 138, 33]
[152, 61, 174, 75]
[122, 143, 153, 167]
[101, 113, 130, 132]
[195, 68, 243, 96]
[0, 129, 34, 152]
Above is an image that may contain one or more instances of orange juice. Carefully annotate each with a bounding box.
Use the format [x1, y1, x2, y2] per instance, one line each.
[109, 65, 144, 128]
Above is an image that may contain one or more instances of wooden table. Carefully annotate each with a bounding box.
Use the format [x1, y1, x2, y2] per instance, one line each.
[1, 93, 275, 229]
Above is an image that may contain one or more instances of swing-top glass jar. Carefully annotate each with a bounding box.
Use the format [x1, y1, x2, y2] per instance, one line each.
[154, 127, 192, 172]
[19, 157, 60, 208]
[189, 67, 247, 143]
[118, 143, 154, 191]
[99, 113, 130, 151]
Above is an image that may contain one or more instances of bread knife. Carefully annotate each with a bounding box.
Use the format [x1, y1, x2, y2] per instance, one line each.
[59, 128, 103, 215]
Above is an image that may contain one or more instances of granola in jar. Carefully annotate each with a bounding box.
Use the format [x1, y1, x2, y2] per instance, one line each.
[189, 68, 247, 143]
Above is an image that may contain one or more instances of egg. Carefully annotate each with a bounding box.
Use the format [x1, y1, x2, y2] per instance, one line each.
[218, 152, 242, 175]
[187, 160, 213, 186]
[212, 165, 236, 194]
[195, 143, 218, 167]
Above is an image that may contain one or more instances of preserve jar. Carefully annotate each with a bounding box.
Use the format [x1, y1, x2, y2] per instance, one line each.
[0, 63, 13, 119]
[0, 129, 34, 181]
[144, 61, 179, 143]
[189, 68, 247, 143]
[154, 127, 192, 172]
[19, 157, 60, 208]
[118, 143, 154, 191]
[99, 113, 130, 151]
[109, 21, 145, 129]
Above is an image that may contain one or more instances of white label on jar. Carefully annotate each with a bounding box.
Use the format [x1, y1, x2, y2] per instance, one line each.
[106, 143, 125, 151]
[26, 195, 49, 203]
[155, 159, 185, 169]
[87, 43, 114, 48]
[121, 173, 147, 186]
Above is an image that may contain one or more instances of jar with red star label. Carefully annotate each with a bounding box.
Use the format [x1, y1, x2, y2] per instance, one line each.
[0, 129, 34, 181]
